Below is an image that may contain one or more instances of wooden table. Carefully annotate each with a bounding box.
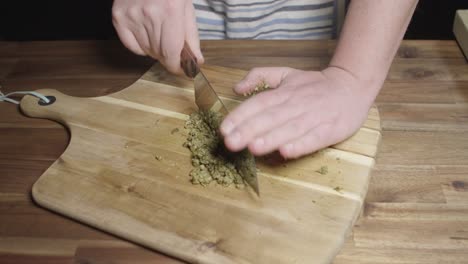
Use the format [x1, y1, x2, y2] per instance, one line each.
[1, 40, 467, 263]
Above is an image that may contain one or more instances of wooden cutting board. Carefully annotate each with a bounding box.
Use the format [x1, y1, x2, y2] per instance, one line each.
[20, 64, 381, 264]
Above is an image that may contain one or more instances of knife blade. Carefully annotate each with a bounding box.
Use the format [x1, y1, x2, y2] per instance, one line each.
[180, 44, 260, 196]
[234, 150, 260, 196]
[180, 44, 229, 115]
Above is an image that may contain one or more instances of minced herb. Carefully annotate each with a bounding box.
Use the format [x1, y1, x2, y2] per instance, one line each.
[243, 80, 271, 97]
[334, 186, 343, 193]
[184, 110, 254, 188]
[171, 128, 179, 135]
[316, 165, 328, 175]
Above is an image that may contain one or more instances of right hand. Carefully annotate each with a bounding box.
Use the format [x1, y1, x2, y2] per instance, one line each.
[112, 0, 204, 74]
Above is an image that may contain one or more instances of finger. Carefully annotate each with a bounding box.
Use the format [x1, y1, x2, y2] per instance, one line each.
[113, 25, 146, 56]
[247, 113, 318, 156]
[145, 16, 162, 59]
[234, 67, 292, 94]
[132, 24, 152, 55]
[112, 4, 147, 56]
[160, 12, 185, 74]
[220, 88, 290, 136]
[224, 102, 305, 152]
[184, 2, 204, 64]
[279, 123, 334, 159]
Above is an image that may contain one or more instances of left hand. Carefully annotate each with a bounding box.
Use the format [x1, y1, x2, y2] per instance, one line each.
[219, 66, 377, 159]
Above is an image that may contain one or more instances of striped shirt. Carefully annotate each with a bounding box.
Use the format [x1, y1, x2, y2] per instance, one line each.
[193, 0, 346, 40]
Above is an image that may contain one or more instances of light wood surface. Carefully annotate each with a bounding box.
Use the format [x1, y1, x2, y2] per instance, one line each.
[1, 40, 468, 263]
[16, 62, 380, 264]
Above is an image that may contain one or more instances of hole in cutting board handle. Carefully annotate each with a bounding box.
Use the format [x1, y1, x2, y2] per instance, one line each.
[38, 96, 56, 106]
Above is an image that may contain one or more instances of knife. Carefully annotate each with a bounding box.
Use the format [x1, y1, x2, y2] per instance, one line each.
[180, 44, 260, 196]
[180, 44, 229, 115]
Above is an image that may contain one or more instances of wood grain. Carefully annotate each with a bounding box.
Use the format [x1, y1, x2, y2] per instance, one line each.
[1, 40, 467, 263]
[14, 62, 380, 264]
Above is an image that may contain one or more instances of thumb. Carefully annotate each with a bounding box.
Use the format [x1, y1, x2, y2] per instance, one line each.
[184, 2, 204, 64]
[234, 67, 292, 95]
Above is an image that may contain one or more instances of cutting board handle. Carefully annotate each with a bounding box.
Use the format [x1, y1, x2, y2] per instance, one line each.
[20, 89, 79, 125]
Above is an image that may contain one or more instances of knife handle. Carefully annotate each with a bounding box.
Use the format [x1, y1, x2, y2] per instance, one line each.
[180, 43, 199, 79]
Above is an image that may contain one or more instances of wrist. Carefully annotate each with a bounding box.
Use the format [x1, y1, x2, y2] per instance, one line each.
[322, 65, 382, 106]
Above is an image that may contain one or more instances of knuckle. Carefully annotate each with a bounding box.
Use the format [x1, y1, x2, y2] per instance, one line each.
[141, 3, 161, 18]
[126, 6, 141, 21]
[112, 8, 125, 22]
[163, 0, 184, 15]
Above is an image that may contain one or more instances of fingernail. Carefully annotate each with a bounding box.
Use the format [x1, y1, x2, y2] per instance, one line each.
[253, 138, 264, 149]
[221, 120, 235, 135]
[227, 131, 241, 146]
[283, 143, 293, 154]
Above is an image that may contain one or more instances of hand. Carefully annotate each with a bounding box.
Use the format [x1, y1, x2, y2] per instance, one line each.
[220, 67, 377, 159]
[112, 0, 203, 74]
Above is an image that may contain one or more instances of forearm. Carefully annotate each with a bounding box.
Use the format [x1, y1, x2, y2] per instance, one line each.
[329, 0, 418, 97]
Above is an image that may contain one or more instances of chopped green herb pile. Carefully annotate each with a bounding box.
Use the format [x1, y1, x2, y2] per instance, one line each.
[184, 110, 253, 188]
